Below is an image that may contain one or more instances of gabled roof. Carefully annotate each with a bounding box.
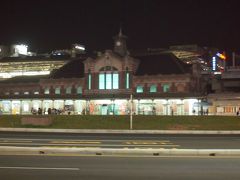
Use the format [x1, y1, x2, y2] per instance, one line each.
[50, 58, 85, 78]
[134, 52, 192, 76]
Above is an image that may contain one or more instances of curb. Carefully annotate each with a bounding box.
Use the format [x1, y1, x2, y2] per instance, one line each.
[1, 146, 240, 157]
[1, 128, 240, 135]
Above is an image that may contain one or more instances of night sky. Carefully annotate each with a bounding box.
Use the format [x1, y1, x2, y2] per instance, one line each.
[0, 0, 239, 53]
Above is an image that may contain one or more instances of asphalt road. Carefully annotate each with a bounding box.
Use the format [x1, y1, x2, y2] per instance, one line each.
[0, 155, 240, 180]
[0, 132, 240, 149]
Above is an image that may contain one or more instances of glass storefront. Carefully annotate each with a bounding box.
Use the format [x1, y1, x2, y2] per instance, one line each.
[0, 98, 198, 115]
[137, 100, 156, 115]
[1, 100, 11, 114]
[74, 100, 85, 114]
[88, 99, 128, 115]
[12, 100, 21, 115]
[22, 100, 31, 114]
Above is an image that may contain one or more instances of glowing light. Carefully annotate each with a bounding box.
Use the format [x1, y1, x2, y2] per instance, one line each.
[216, 53, 226, 60]
[23, 71, 50, 76]
[14, 44, 28, 55]
[212, 56, 216, 71]
[0, 71, 50, 78]
[74, 45, 85, 51]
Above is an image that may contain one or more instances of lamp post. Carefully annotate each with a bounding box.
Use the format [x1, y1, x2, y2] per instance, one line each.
[130, 94, 133, 130]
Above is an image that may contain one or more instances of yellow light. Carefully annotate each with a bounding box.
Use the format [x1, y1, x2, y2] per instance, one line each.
[220, 54, 226, 60]
[216, 53, 226, 60]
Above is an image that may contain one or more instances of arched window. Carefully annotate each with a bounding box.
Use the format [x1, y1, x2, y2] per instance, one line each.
[55, 87, 61, 94]
[150, 85, 157, 93]
[99, 66, 119, 90]
[177, 84, 185, 92]
[136, 85, 143, 93]
[66, 87, 72, 94]
[163, 84, 170, 92]
[77, 86, 82, 94]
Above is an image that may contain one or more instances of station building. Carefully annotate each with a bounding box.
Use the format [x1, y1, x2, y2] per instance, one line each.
[0, 31, 204, 115]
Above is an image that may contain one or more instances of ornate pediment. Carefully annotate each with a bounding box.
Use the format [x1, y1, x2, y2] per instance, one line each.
[93, 50, 124, 72]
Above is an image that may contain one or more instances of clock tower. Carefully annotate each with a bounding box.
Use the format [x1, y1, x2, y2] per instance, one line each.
[113, 28, 128, 56]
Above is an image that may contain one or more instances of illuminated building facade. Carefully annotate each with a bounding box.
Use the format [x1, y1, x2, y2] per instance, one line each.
[0, 31, 204, 115]
[0, 56, 72, 79]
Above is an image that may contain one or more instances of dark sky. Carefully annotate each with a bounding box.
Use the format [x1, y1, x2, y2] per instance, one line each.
[0, 0, 239, 53]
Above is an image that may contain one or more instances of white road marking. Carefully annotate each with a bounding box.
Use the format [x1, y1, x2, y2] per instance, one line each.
[0, 166, 79, 171]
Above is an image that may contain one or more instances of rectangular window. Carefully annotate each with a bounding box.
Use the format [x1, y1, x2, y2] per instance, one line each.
[113, 73, 119, 89]
[44, 88, 50, 94]
[88, 74, 91, 90]
[163, 84, 170, 92]
[55, 87, 61, 94]
[34, 91, 39, 95]
[136, 85, 143, 93]
[150, 85, 157, 93]
[66, 87, 72, 94]
[14, 92, 19, 95]
[99, 74, 105, 89]
[126, 72, 129, 89]
[77, 86, 82, 94]
[106, 74, 112, 89]
[24, 92, 29, 95]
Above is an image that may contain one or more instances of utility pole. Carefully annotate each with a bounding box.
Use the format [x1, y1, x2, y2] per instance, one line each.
[232, 52, 235, 67]
[130, 94, 133, 130]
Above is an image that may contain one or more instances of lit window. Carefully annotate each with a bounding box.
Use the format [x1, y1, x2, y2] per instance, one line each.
[34, 91, 39, 95]
[4, 92, 10, 95]
[88, 69, 91, 90]
[66, 87, 72, 94]
[163, 84, 170, 92]
[112, 73, 119, 89]
[77, 86, 82, 94]
[44, 88, 50, 94]
[136, 85, 143, 93]
[126, 72, 129, 89]
[55, 87, 61, 94]
[24, 92, 29, 95]
[14, 92, 19, 95]
[150, 85, 157, 93]
[106, 74, 112, 89]
[98, 66, 119, 90]
[99, 74, 105, 89]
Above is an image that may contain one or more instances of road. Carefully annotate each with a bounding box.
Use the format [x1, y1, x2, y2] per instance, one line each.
[0, 155, 240, 180]
[0, 131, 240, 149]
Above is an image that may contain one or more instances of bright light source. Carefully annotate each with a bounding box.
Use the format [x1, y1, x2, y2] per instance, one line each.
[212, 56, 216, 71]
[216, 52, 226, 60]
[14, 44, 28, 55]
[23, 71, 50, 76]
[75, 45, 85, 51]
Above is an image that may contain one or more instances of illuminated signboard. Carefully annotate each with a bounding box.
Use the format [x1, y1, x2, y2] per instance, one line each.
[212, 56, 216, 71]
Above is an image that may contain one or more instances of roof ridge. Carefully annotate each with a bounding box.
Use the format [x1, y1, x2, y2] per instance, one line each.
[169, 53, 187, 73]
